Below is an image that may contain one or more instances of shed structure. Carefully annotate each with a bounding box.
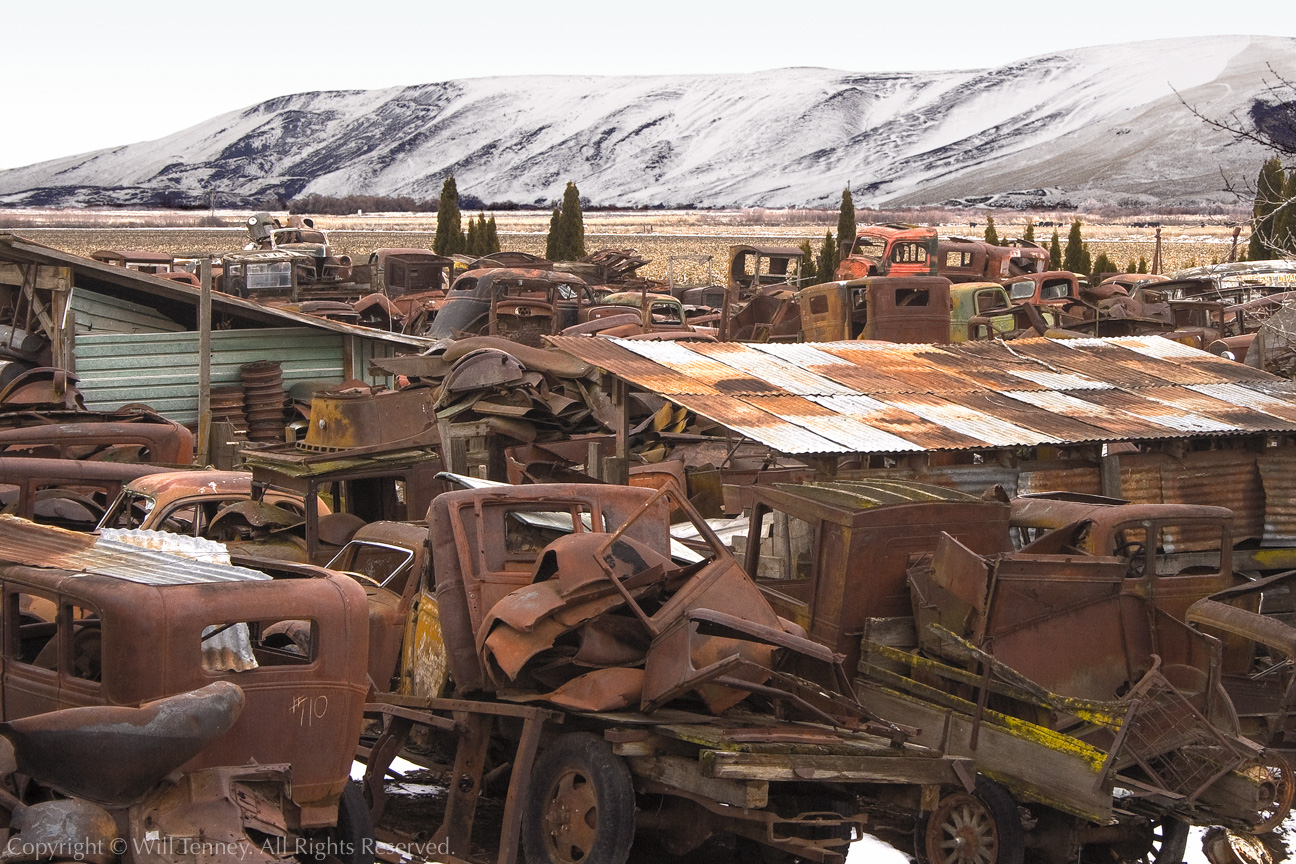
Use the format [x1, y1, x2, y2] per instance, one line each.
[0, 233, 429, 424]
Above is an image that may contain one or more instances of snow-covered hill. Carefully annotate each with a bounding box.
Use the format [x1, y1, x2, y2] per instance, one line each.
[2, 36, 1293, 209]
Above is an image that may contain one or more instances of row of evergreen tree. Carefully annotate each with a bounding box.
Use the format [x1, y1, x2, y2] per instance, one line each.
[432, 175, 586, 261]
[432, 176, 503, 257]
[426, 169, 1284, 275]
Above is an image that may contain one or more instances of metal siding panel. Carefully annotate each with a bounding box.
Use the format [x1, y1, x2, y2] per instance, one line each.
[71, 290, 185, 334]
[1259, 451, 1296, 547]
[1018, 465, 1103, 496]
[1160, 451, 1263, 547]
[75, 327, 347, 424]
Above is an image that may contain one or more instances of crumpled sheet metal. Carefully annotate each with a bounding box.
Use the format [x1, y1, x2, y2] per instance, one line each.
[0, 681, 244, 806]
[2, 799, 118, 864]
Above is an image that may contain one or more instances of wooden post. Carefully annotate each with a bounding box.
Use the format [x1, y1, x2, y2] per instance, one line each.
[197, 257, 213, 467]
[603, 378, 630, 486]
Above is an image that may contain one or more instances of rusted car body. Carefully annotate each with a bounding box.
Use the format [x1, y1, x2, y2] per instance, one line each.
[1009, 493, 1296, 750]
[567, 290, 701, 337]
[422, 268, 598, 345]
[325, 520, 441, 696]
[96, 469, 325, 561]
[948, 281, 1022, 342]
[937, 237, 1049, 283]
[0, 515, 371, 849]
[1006, 270, 1083, 305]
[836, 224, 939, 280]
[89, 249, 174, 274]
[726, 244, 803, 293]
[799, 276, 952, 343]
[0, 458, 174, 531]
[370, 247, 453, 297]
[728, 481, 1285, 862]
[0, 419, 195, 464]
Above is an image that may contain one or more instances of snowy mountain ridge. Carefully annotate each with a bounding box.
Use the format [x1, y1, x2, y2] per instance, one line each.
[2, 35, 1294, 209]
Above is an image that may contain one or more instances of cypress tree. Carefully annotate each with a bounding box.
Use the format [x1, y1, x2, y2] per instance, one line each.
[1276, 170, 1296, 255]
[554, 182, 586, 260]
[1091, 252, 1115, 282]
[1125, 259, 1137, 274]
[1023, 219, 1035, 243]
[1138, 257, 1148, 274]
[1063, 219, 1087, 273]
[799, 240, 818, 285]
[545, 208, 562, 261]
[1049, 230, 1062, 270]
[984, 216, 1000, 247]
[1249, 157, 1286, 260]
[433, 175, 464, 256]
[465, 216, 481, 256]
[816, 231, 838, 283]
[837, 188, 856, 263]
[485, 215, 501, 254]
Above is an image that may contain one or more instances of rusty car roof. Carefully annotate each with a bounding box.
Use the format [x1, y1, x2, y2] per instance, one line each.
[548, 335, 1296, 456]
[120, 469, 254, 502]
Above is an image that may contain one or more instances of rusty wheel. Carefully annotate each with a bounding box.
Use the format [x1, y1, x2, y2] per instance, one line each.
[523, 732, 635, 864]
[918, 778, 1022, 864]
[1252, 754, 1294, 834]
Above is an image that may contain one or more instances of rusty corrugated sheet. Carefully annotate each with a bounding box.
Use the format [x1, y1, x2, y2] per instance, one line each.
[0, 515, 270, 584]
[1135, 387, 1293, 433]
[545, 336, 1296, 456]
[1118, 453, 1170, 505]
[1160, 451, 1264, 546]
[876, 393, 1060, 447]
[1189, 383, 1296, 425]
[1259, 450, 1296, 547]
[999, 389, 1169, 440]
[1018, 465, 1104, 496]
[666, 392, 847, 454]
[1067, 390, 1241, 435]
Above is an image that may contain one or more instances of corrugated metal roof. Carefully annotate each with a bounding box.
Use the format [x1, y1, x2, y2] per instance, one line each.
[0, 515, 270, 585]
[548, 335, 1296, 455]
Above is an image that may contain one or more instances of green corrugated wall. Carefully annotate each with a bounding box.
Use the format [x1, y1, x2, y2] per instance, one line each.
[73, 327, 395, 424]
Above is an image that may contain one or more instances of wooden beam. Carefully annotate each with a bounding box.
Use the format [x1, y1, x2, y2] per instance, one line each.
[197, 258, 212, 467]
[701, 751, 962, 786]
[627, 755, 767, 809]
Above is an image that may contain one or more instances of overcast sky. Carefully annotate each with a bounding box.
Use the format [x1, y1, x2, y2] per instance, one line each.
[2, 0, 1294, 170]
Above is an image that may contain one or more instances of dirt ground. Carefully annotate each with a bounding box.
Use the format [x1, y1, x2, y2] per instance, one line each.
[0, 209, 1244, 282]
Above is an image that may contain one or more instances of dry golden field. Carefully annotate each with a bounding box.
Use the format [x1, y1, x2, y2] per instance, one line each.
[0, 209, 1246, 281]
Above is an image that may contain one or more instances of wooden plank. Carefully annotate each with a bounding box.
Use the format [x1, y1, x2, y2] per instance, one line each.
[0, 263, 62, 292]
[701, 751, 961, 785]
[626, 755, 768, 809]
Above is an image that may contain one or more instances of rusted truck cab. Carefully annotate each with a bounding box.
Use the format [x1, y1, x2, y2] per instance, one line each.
[1006, 270, 1082, 305]
[836, 224, 939, 280]
[734, 480, 1012, 681]
[0, 515, 370, 832]
[799, 276, 952, 343]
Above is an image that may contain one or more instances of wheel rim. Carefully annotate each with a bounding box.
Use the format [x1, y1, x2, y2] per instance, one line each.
[540, 767, 599, 863]
[1252, 754, 1294, 834]
[925, 792, 1000, 864]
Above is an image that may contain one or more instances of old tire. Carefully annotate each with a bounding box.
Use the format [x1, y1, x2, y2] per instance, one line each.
[523, 732, 636, 864]
[917, 777, 1023, 864]
[334, 781, 375, 864]
[1086, 816, 1189, 864]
